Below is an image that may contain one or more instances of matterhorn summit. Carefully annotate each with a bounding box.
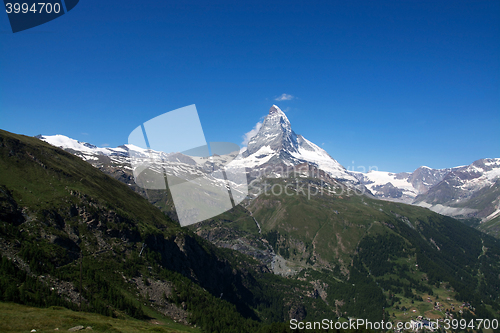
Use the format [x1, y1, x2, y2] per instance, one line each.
[238, 105, 356, 182]
[244, 105, 298, 156]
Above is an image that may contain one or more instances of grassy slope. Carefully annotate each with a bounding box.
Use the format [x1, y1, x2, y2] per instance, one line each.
[479, 214, 500, 238]
[175, 174, 500, 322]
[0, 302, 197, 333]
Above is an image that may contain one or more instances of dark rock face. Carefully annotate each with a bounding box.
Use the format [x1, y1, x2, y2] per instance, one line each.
[416, 159, 500, 205]
[408, 167, 451, 193]
[288, 303, 307, 321]
[372, 183, 403, 198]
[145, 233, 260, 321]
[0, 186, 25, 226]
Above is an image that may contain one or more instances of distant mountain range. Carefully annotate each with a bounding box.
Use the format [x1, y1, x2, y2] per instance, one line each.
[350, 159, 500, 225]
[37, 105, 500, 236]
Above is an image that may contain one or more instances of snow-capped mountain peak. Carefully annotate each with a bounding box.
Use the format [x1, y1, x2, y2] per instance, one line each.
[239, 105, 356, 181]
[269, 104, 285, 115]
[38, 105, 356, 182]
[267, 105, 290, 128]
[245, 105, 296, 155]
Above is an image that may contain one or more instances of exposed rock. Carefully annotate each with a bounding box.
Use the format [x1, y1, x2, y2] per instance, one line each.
[130, 276, 189, 325]
[288, 303, 306, 321]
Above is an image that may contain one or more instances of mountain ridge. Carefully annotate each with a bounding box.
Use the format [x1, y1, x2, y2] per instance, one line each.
[36, 105, 500, 232]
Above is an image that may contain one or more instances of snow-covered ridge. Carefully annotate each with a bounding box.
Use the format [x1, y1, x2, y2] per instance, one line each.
[290, 135, 350, 180]
[349, 164, 458, 203]
[38, 106, 357, 183]
[38, 134, 151, 157]
[38, 134, 247, 200]
[352, 159, 500, 199]
[39, 134, 116, 155]
[351, 170, 419, 202]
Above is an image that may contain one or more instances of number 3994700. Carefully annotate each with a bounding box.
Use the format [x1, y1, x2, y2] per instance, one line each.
[5, 3, 61, 14]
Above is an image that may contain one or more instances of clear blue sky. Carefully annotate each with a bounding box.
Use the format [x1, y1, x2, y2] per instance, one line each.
[1, 0, 499, 173]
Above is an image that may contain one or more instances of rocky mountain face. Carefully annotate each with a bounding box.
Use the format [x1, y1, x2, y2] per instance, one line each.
[414, 159, 500, 232]
[243, 105, 298, 157]
[409, 166, 453, 193]
[415, 159, 500, 204]
[351, 166, 456, 204]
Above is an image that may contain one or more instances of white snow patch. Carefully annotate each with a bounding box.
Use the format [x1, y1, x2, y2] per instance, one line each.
[290, 137, 356, 181]
[359, 170, 419, 198]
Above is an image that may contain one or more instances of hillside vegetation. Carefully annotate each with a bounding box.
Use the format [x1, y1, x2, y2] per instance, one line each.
[245, 176, 500, 322]
[0, 129, 346, 332]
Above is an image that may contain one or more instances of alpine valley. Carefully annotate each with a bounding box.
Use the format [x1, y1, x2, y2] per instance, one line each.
[1, 105, 500, 332]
